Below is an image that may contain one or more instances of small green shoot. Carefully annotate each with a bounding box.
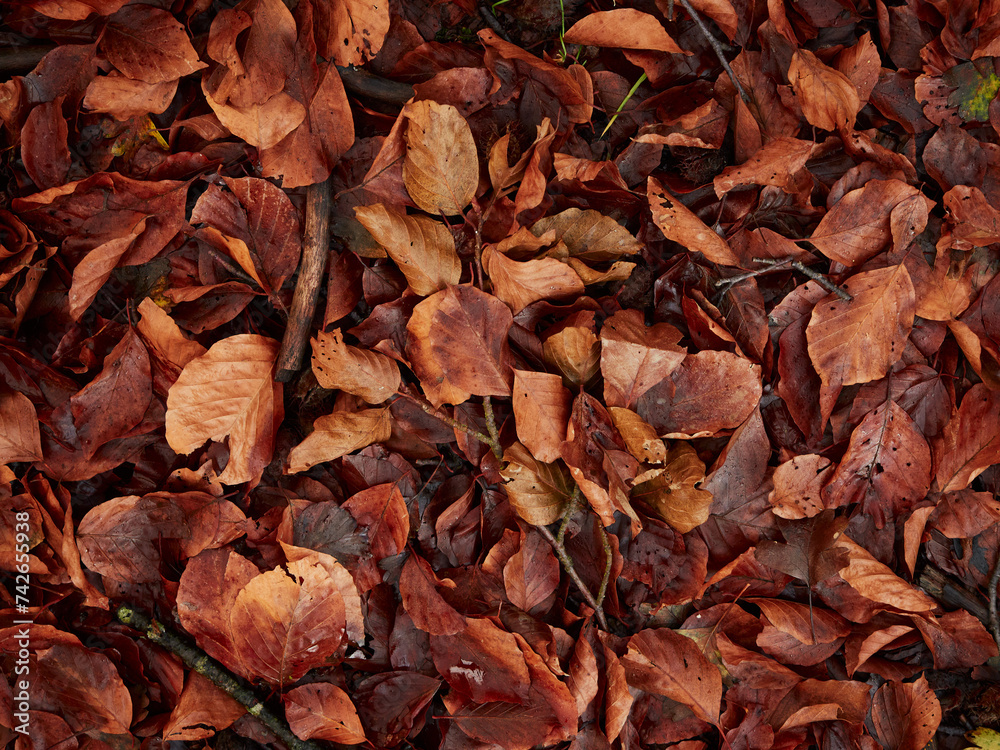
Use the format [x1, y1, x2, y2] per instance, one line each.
[490, 0, 510, 9]
[600, 72, 647, 139]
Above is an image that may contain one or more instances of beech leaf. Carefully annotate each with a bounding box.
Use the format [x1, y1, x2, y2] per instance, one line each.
[403, 100, 478, 215]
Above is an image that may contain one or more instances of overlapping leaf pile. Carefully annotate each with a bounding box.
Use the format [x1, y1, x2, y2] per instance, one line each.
[4, 0, 1000, 748]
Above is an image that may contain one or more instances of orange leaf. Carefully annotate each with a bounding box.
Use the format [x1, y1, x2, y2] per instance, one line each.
[600, 309, 685, 409]
[622, 628, 723, 723]
[788, 49, 861, 132]
[0, 388, 43, 463]
[531, 208, 642, 261]
[103, 4, 206, 83]
[482, 246, 584, 313]
[500, 441, 574, 525]
[355, 203, 461, 295]
[934, 383, 1000, 491]
[311, 328, 400, 404]
[285, 683, 366, 744]
[403, 100, 478, 215]
[564, 9, 687, 54]
[648, 177, 738, 265]
[631, 442, 713, 533]
[511, 369, 571, 463]
[835, 536, 937, 612]
[286, 407, 392, 473]
[806, 264, 915, 388]
[870, 676, 941, 750]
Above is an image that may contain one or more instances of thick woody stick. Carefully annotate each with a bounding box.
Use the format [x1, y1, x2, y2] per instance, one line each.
[276, 178, 332, 382]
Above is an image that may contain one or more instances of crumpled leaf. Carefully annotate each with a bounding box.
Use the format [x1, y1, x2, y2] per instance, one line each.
[102, 4, 206, 83]
[500, 441, 573, 525]
[648, 177, 738, 265]
[287, 408, 392, 473]
[788, 49, 861, 131]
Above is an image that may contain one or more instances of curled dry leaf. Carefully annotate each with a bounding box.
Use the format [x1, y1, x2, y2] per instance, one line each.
[286, 407, 392, 473]
[531, 208, 642, 261]
[403, 100, 478, 216]
[313, 0, 390, 65]
[204, 88, 306, 150]
[835, 536, 937, 612]
[165, 334, 282, 486]
[355, 203, 461, 296]
[311, 329, 400, 404]
[788, 49, 861, 132]
[768, 454, 836, 519]
[870, 675, 941, 750]
[631, 442, 713, 533]
[482, 246, 585, 314]
[648, 177, 739, 266]
[499, 441, 574, 526]
[609, 407, 666, 464]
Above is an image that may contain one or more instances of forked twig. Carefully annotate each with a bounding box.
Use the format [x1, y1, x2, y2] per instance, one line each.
[715, 256, 853, 302]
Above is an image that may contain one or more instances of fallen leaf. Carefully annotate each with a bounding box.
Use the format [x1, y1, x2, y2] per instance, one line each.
[500, 441, 574, 525]
[564, 9, 687, 54]
[648, 177, 738, 265]
[165, 334, 282, 485]
[311, 328, 400, 404]
[788, 49, 861, 131]
[511, 369, 571, 463]
[287, 408, 392, 473]
[403, 100, 478, 215]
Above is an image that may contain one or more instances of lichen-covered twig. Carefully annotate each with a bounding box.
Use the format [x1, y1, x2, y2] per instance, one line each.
[988, 552, 1000, 652]
[114, 605, 325, 750]
[482, 396, 503, 460]
[405, 392, 503, 458]
[537, 492, 610, 630]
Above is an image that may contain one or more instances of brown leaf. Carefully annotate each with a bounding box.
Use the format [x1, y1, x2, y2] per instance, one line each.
[83, 73, 177, 120]
[482, 246, 585, 313]
[836, 32, 880, 105]
[405, 292, 472, 408]
[835, 536, 937, 612]
[542, 315, 601, 387]
[204, 88, 306, 150]
[822, 400, 931, 528]
[0, 387, 43, 463]
[768, 454, 836, 519]
[648, 177, 738, 265]
[788, 49, 861, 132]
[286, 407, 392, 473]
[808, 180, 924, 266]
[564, 9, 687, 54]
[755, 509, 849, 589]
[355, 203, 461, 296]
[806, 264, 915, 388]
[503, 528, 560, 614]
[285, 683, 366, 744]
[102, 4, 206, 83]
[21, 99, 70, 190]
[530, 208, 642, 261]
[403, 100, 478, 216]
[713, 137, 815, 197]
[191, 177, 302, 293]
[230, 555, 347, 684]
[431, 617, 531, 705]
[311, 329, 400, 404]
[399, 553, 466, 636]
[314, 0, 390, 65]
[944, 185, 1000, 245]
[499, 441, 574, 525]
[68, 218, 149, 320]
[511, 369, 571, 463]
[609, 407, 666, 464]
[637, 350, 762, 438]
[69, 326, 152, 459]
[416, 286, 514, 400]
[600, 309, 685, 409]
[35, 645, 133, 735]
[934, 383, 1000, 491]
[343, 483, 409, 560]
[165, 334, 282, 486]
[870, 676, 941, 750]
[631, 442, 713, 533]
[621, 628, 723, 723]
[163, 672, 245, 741]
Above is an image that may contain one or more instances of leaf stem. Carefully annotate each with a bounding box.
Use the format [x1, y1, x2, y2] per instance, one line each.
[115, 605, 327, 750]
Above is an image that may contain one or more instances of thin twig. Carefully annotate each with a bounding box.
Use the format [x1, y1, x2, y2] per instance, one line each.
[478, 3, 512, 42]
[988, 550, 1000, 653]
[754, 257, 853, 301]
[536, 522, 609, 630]
[336, 65, 415, 106]
[482, 396, 503, 460]
[115, 605, 327, 750]
[556, 487, 584, 547]
[674, 0, 749, 103]
[713, 257, 793, 291]
[276, 178, 332, 382]
[596, 526, 613, 610]
[405, 391, 502, 456]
